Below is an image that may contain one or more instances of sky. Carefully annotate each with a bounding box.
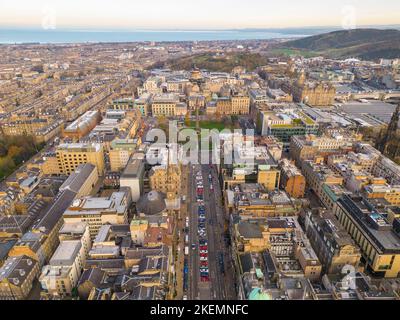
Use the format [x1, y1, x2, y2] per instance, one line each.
[0, 0, 399, 30]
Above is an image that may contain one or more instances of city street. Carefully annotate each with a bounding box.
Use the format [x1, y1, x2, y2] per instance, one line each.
[186, 162, 236, 300]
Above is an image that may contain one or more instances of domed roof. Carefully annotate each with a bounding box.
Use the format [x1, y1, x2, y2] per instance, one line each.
[250, 82, 260, 89]
[190, 68, 203, 81]
[136, 191, 166, 216]
[248, 288, 272, 301]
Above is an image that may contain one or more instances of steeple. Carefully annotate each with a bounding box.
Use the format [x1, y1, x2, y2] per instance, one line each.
[380, 103, 400, 154]
[297, 69, 306, 86]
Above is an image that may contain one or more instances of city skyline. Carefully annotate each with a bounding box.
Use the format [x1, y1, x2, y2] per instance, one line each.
[1, 0, 400, 30]
[1, 0, 400, 307]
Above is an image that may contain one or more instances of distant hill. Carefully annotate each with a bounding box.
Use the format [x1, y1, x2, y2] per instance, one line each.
[278, 29, 400, 60]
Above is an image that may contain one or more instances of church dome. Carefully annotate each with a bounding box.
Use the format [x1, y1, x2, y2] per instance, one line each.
[248, 288, 272, 301]
[250, 82, 260, 89]
[136, 191, 166, 216]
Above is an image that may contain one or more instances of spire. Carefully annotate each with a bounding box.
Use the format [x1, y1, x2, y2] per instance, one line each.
[297, 69, 306, 86]
[380, 103, 400, 154]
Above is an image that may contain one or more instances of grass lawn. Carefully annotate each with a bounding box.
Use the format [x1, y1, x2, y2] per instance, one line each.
[188, 120, 231, 131]
[268, 48, 318, 58]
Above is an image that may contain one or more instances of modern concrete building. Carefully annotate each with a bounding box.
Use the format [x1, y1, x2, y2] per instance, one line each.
[120, 157, 145, 202]
[39, 240, 86, 297]
[334, 195, 400, 278]
[55, 143, 105, 176]
[63, 189, 131, 239]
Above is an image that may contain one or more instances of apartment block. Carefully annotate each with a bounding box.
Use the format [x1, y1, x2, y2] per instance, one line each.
[55, 143, 105, 176]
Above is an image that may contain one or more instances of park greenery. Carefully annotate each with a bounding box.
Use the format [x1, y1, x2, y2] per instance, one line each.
[0, 135, 44, 180]
[151, 53, 271, 73]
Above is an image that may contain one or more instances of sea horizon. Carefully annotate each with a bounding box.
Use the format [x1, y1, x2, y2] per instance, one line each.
[0, 28, 313, 44]
[0, 24, 399, 44]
